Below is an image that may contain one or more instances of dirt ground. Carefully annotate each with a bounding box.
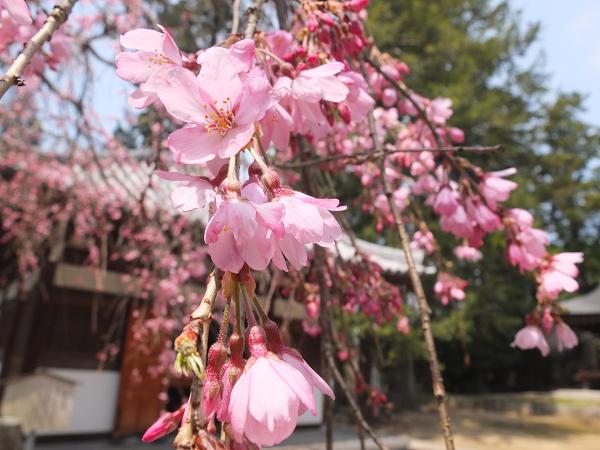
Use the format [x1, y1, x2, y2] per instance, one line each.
[393, 409, 600, 450]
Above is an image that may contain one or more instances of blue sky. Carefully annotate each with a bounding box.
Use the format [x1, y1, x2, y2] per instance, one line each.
[511, 0, 600, 125]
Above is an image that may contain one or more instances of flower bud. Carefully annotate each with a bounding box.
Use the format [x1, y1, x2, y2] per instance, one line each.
[338, 103, 352, 124]
[261, 168, 282, 192]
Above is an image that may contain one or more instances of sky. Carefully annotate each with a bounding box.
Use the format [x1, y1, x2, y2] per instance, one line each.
[511, 0, 600, 125]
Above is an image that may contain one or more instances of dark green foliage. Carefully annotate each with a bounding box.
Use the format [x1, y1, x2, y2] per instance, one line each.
[367, 0, 600, 392]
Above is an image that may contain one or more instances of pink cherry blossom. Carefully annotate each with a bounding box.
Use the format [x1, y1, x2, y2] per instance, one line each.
[265, 30, 295, 60]
[554, 321, 578, 352]
[412, 230, 435, 254]
[433, 185, 458, 215]
[537, 252, 583, 300]
[274, 61, 349, 137]
[228, 326, 315, 447]
[465, 197, 501, 232]
[396, 316, 410, 334]
[141, 403, 187, 442]
[454, 244, 482, 261]
[434, 272, 467, 305]
[0, 11, 32, 52]
[260, 102, 294, 151]
[116, 26, 183, 107]
[204, 190, 283, 273]
[440, 204, 474, 239]
[270, 191, 345, 270]
[427, 98, 453, 125]
[0, 0, 31, 25]
[480, 168, 517, 210]
[155, 170, 215, 212]
[506, 209, 549, 272]
[511, 325, 549, 356]
[337, 71, 375, 122]
[264, 320, 335, 400]
[158, 64, 271, 163]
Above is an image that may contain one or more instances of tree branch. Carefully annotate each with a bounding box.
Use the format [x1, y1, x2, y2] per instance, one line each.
[242, 0, 265, 39]
[0, 0, 80, 100]
[364, 104, 456, 449]
[276, 145, 504, 169]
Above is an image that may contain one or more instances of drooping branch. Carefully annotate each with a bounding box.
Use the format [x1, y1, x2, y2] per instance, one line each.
[300, 133, 388, 450]
[0, 0, 80, 100]
[363, 104, 456, 449]
[276, 145, 504, 169]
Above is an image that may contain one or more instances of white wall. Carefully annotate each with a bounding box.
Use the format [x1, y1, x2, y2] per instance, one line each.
[297, 390, 324, 426]
[38, 368, 120, 435]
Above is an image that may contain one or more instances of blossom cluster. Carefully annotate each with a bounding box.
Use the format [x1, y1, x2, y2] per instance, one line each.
[116, 32, 358, 275]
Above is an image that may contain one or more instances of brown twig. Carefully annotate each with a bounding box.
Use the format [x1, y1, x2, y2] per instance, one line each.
[322, 326, 389, 450]
[314, 248, 335, 450]
[262, 269, 280, 315]
[365, 103, 455, 449]
[300, 133, 387, 450]
[0, 0, 80, 100]
[276, 145, 503, 169]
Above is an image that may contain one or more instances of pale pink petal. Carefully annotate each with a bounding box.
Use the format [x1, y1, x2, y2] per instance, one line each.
[157, 68, 210, 123]
[116, 52, 155, 83]
[235, 68, 273, 125]
[229, 370, 251, 442]
[207, 231, 245, 273]
[300, 61, 345, 78]
[237, 227, 274, 271]
[279, 235, 308, 269]
[216, 124, 255, 159]
[318, 77, 349, 103]
[2, 0, 31, 24]
[255, 202, 285, 239]
[268, 358, 316, 415]
[120, 28, 164, 52]
[157, 25, 182, 64]
[168, 126, 222, 164]
[292, 76, 323, 103]
[128, 89, 157, 109]
[282, 353, 334, 399]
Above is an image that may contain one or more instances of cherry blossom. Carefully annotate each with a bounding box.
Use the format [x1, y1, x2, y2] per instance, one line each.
[158, 65, 271, 163]
[511, 325, 550, 357]
[228, 326, 315, 446]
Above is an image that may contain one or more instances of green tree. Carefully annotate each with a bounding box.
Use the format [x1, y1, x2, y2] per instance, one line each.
[368, 0, 600, 392]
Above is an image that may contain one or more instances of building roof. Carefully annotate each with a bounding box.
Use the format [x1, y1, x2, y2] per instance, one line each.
[336, 235, 436, 275]
[561, 285, 600, 315]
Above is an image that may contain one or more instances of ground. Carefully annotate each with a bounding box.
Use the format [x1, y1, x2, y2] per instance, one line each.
[35, 409, 600, 450]
[389, 410, 600, 450]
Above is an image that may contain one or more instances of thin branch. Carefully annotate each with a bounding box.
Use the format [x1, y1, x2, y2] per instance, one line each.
[231, 0, 241, 34]
[323, 327, 389, 450]
[242, 0, 265, 39]
[365, 103, 456, 449]
[276, 145, 504, 169]
[262, 269, 280, 316]
[0, 0, 80, 100]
